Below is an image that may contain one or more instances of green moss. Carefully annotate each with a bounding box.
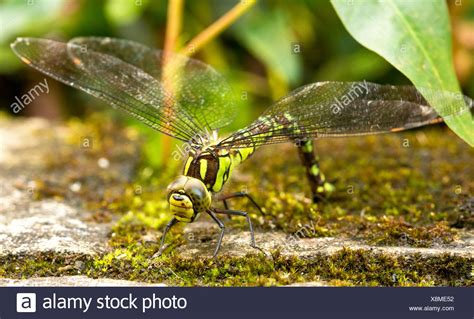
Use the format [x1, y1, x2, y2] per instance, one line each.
[88, 124, 472, 255]
[1, 249, 471, 286]
[0, 254, 93, 279]
[220, 126, 472, 248]
[1, 118, 472, 287]
[358, 216, 456, 247]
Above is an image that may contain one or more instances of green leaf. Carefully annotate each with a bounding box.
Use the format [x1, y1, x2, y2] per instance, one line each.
[331, 0, 473, 146]
[233, 8, 302, 86]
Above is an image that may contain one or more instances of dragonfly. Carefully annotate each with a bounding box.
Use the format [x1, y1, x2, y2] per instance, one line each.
[11, 37, 473, 257]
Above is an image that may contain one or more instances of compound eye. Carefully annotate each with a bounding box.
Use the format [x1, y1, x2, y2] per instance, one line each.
[166, 175, 188, 193]
[184, 178, 207, 201]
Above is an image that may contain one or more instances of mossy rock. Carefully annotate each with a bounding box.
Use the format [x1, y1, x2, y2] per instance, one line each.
[0, 116, 472, 286]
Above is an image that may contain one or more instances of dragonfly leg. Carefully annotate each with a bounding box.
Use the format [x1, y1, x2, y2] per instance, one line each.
[213, 208, 262, 253]
[216, 192, 265, 215]
[221, 198, 232, 220]
[223, 198, 229, 210]
[296, 139, 335, 203]
[153, 217, 179, 258]
[207, 209, 225, 258]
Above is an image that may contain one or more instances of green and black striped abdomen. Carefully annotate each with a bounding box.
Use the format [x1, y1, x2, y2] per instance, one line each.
[297, 139, 335, 200]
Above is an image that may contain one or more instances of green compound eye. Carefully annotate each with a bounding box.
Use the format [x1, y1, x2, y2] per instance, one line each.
[166, 176, 188, 199]
[183, 178, 211, 213]
[166, 176, 211, 215]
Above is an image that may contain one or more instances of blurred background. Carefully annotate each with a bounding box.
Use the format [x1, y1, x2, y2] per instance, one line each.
[0, 0, 473, 165]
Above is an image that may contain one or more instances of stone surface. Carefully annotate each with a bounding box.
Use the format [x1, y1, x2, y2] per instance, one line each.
[0, 117, 472, 286]
[0, 197, 110, 256]
[286, 281, 329, 287]
[177, 219, 474, 259]
[0, 117, 139, 257]
[0, 276, 165, 287]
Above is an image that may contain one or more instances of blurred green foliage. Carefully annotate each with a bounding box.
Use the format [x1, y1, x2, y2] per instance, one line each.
[1, 0, 473, 166]
[333, 0, 474, 145]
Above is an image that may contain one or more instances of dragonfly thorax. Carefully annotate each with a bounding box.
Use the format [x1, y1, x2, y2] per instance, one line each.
[183, 148, 235, 193]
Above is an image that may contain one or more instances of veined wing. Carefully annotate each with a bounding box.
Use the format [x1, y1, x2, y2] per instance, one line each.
[11, 37, 237, 144]
[69, 37, 237, 138]
[217, 81, 473, 149]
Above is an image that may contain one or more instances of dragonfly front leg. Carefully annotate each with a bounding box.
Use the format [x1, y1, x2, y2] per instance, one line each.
[296, 139, 335, 203]
[153, 217, 179, 258]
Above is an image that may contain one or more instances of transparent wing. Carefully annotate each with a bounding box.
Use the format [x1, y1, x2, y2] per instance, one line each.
[11, 37, 237, 143]
[70, 37, 237, 135]
[217, 81, 473, 149]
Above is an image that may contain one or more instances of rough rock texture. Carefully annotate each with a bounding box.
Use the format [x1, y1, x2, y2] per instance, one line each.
[1, 117, 472, 286]
[286, 281, 329, 287]
[0, 117, 139, 256]
[0, 197, 109, 256]
[0, 276, 165, 287]
[177, 219, 474, 258]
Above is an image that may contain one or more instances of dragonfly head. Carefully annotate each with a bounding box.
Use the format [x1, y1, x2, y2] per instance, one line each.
[166, 175, 212, 223]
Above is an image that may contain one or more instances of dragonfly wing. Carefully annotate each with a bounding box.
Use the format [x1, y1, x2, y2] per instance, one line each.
[217, 81, 473, 149]
[11, 37, 195, 141]
[69, 37, 237, 135]
[11, 37, 237, 143]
